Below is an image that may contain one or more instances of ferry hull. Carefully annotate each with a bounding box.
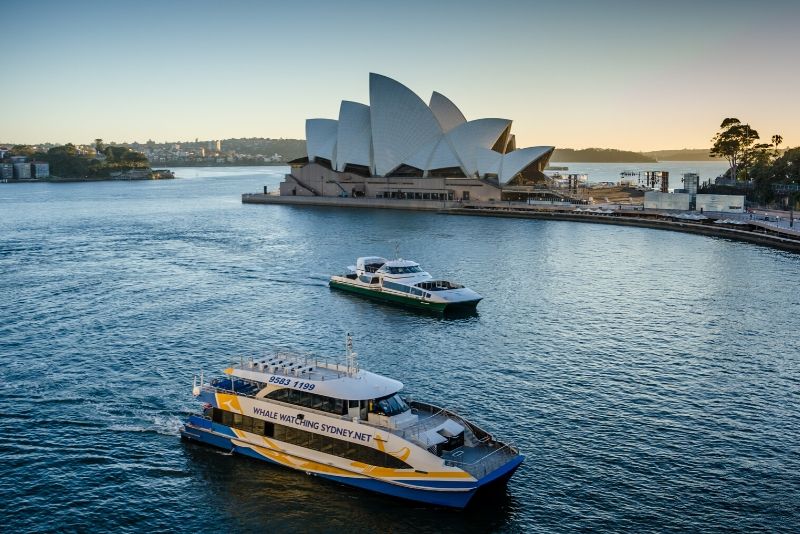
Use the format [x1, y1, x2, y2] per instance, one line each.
[329, 279, 480, 313]
[181, 417, 519, 509]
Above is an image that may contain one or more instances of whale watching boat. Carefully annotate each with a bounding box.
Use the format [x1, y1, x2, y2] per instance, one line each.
[329, 256, 482, 313]
[181, 336, 523, 508]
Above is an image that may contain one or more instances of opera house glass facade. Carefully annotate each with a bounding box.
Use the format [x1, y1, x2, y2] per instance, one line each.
[279, 73, 554, 202]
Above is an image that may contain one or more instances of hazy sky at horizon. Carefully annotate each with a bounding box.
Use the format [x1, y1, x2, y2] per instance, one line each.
[2, 0, 798, 151]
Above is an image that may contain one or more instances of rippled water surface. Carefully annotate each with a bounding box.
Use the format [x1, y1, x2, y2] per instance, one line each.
[1, 167, 798, 533]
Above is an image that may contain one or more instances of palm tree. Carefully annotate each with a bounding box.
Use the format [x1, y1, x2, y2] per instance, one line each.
[772, 134, 783, 152]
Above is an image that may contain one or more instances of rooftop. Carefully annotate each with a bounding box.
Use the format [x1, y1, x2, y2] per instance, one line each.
[223, 350, 404, 401]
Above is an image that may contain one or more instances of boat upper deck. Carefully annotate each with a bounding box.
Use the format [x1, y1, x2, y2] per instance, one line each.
[220, 350, 404, 401]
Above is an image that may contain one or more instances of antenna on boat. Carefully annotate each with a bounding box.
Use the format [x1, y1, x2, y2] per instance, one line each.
[346, 332, 358, 376]
[394, 242, 400, 260]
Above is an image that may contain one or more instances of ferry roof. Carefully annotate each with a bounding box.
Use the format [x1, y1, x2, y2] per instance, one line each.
[224, 355, 403, 401]
[356, 256, 388, 265]
[381, 259, 419, 268]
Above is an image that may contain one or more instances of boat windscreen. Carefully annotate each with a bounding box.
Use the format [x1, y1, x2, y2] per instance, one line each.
[386, 265, 422, 274]
[373, 394, 410, 417]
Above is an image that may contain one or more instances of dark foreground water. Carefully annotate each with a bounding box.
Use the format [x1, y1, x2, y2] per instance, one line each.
[1, 167, 799, 533]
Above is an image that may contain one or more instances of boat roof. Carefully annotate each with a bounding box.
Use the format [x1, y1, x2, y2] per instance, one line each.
[381, 259, 419, 268]
[223, 352, 403, 401]
[356, 256, 388, 266]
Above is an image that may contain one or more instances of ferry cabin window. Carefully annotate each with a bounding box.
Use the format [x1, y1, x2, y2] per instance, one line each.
[212, 408, 274, 437]
[265, 388, 347, 415]
[383, 281, 411, 293]
[210, 408, 410, 469]
[385, 266, 422, 274]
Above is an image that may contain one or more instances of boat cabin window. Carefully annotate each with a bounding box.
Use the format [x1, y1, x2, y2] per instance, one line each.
[266, 388, 347, 416]
[370, 394, 410, 417]
[364, 262, 384, 273]
[211, 407, 411, 469]
[385, 265, 422, 274]
[382, 280, 411, 293]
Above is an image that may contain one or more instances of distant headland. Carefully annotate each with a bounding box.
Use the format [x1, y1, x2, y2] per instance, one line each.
[552, 148, 721, 163]
[0, 141, 172, 182]
[2, 138, 722, 169]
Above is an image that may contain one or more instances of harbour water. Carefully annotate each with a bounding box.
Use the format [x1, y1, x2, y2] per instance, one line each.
[1, 167, 798, 533]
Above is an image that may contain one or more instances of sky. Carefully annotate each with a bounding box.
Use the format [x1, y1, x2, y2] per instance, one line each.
[1, 0, 798, 151]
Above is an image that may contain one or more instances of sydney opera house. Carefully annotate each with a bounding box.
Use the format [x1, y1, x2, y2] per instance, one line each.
[278, 73, 554, 202]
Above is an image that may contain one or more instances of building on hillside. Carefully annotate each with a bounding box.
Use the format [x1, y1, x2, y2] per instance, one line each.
[276, 73, 555, 202]
[1, 163, 13, 180]
[31, 162, 50, 179]
[13, 162, 32, 179]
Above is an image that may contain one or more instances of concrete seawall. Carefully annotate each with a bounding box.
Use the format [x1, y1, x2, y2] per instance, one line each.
[242, 193, 452, 211]
[241, 194, 800, 253]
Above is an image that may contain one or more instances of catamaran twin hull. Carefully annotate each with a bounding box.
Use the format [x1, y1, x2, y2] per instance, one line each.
[329, 277, 481, 313]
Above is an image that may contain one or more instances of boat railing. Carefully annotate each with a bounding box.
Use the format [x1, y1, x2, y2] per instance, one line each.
[202, 382, 260, 399]
[443, 443, 519, 479]
[384, 401, 497, 453]
[408, 400, 493, 443]
[229, 349, 360, 380]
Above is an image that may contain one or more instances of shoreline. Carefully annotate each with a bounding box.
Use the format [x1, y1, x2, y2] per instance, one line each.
[241, 194, 800, 254]
[1, 169, 175, 184]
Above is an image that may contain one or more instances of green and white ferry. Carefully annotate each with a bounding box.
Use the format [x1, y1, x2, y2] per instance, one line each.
[329, 257, 482, 313]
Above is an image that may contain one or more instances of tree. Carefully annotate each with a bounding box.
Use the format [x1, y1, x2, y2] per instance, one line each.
[45, 144, 89, 177]
[710, 118, 760, 181]
[94, 138, 104, 153]
[10, 145, 35, 157]
[772, 134, 783, 152]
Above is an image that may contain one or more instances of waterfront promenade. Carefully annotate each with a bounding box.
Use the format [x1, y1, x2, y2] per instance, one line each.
[241, 193, 800, 253]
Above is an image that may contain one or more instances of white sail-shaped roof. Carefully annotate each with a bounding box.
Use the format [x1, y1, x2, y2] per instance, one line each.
[429, 91, 467, 133]
[302, 73, 553, 182]
[447, 118, 511, 177]
[506, 134, 516, 153]
[306, 119, 338, 163]
[334, 101, 371, 171]
[425, 136, 462, 171]
[403, 139, 439, 171]
[369, 73, 443, 176]
[476, 147, 503, 177]
[498, 146, 554, 185]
